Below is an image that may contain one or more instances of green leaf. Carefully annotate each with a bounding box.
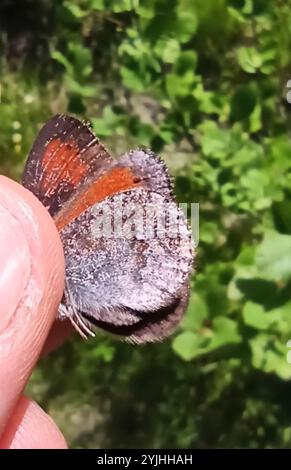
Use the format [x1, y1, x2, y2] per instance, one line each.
[155, 38, 180, 64]
[91, 106, 126, 137]
[65, 77, 95, 97]
[176, 5, 198, 43]
[89, 0, 105, 9]
[68, 43, 93, 78]
[249, 103, 262, 132]
[174, 51, 198, 76]
[64, 1, 87, 18]
[172, 331, 205, 361]
[240, 169, 270, 198]
[51, 50, 74, 75]
[194, 83, 222, 115]
[181, 294, 208, 330]
[120, 67, 146, 92]
[207, 317, 241, 349]
[249, 334, 291, 380]
[128, 117, 155, 145]
[243, 301, 278, 330]
[173, 315, 241, 361]
[256, 231, 291, 282]
[112, 0, 136, 12]
[237, 47, 263, 73]
[198, 121, 232, 159]
[165, 73, 194, 99]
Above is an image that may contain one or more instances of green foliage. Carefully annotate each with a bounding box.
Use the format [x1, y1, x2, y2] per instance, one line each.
[2, 0, 291, 449]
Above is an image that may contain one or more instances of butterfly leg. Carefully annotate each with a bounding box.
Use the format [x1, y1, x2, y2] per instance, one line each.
[58, 298, 95, 339]
[70, 312, 96, 339]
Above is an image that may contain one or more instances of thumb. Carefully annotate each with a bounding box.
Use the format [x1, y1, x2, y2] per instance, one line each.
[0, 176, 65, 434]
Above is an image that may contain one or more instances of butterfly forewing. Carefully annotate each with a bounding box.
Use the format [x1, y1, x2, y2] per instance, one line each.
[22, 114, 113, 216]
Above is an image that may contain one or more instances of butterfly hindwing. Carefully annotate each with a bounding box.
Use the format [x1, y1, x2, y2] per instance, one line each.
[117, 149, 174, 200]
[84, 285, 190, 344]
[60, 188, 193, 342]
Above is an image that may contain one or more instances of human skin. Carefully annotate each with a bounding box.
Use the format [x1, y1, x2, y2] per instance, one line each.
[0, 175, 72, 449]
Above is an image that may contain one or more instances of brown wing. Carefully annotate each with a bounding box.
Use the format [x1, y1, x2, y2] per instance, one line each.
[22, 114, 113, 217]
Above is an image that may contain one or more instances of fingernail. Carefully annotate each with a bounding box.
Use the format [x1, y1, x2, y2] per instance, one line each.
[0, 205, 31, 332]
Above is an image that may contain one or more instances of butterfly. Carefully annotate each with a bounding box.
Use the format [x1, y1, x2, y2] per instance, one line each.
[22, 114, 194, 344]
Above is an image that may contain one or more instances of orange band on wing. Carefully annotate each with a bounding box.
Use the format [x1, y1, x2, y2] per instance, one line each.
[41, 139, 89, 193]
[55, 167, 140, 231]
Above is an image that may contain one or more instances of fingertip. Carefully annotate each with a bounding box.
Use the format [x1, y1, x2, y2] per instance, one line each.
[0, 175, 65, 337]
[0, 176, 65, 431]
[0, 396, 68, 449]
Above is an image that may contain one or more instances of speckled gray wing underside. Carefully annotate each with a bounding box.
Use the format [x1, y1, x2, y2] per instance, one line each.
[117, 149, 175, 200]
[60, 189, 194, 343]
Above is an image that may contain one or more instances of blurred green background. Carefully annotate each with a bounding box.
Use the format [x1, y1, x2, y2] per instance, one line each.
[1, 0, 291, 448]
